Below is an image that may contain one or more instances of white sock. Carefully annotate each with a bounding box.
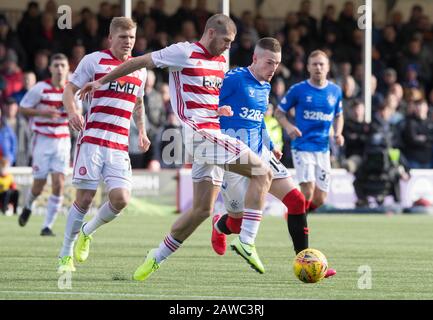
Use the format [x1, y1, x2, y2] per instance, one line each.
[24, 190, 37, 210]
[154, 234, 182, 263]
[42, 195, 63, 229]
[82, 201, 120, 236]
[59, 202, 87, 257]
[239, 208, 262, 245]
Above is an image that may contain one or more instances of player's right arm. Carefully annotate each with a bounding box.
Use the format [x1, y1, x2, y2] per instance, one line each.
[79, 53, 156, 100]
[275, 85, 302, 140]
[63, 82, 84, 131]
[19, 83, 61, 119]
[66, 53, 96, 131]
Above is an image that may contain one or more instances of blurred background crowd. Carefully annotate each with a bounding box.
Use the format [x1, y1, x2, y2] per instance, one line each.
[1, 0, 433, 174]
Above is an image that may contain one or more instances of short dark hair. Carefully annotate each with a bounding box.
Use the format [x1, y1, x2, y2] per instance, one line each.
[50, 53, 68, 65]
[204, 14, 236, 35]
[256, 37, 281, 53]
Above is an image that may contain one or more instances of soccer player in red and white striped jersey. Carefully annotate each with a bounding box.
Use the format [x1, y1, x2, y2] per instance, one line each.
[18, 53, 75, 236]
[81, 14, 274, 279]
[57, 17, 151, 273]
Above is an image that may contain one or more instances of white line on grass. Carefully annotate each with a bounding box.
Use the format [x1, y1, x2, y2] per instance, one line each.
[0, 290, 298, 300]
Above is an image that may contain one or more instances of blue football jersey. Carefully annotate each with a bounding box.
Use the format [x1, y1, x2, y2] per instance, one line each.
[219, 67, 274, 154]
[278, 80, 343, 152]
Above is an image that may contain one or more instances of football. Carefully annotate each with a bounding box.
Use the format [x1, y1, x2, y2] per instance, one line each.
[293, 248, 328, 283]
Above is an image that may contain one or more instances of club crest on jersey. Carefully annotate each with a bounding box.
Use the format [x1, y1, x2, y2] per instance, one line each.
[327, 94, 336, 106]
[79, 166, 87, 175]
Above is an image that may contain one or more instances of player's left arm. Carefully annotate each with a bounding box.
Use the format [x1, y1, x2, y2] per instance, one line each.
[133, 96, 151, 152]
[333, 93, 345, 146]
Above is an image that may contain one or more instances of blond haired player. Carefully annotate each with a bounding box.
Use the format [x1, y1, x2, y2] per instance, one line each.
[57, 17, 150, 272]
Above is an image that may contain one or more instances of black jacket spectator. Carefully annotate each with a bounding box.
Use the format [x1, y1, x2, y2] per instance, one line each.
[343, 119, 370, 159]
[402, 101, 433, 168]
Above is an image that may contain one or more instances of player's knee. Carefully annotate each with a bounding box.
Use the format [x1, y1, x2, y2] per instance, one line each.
[78, 193, 94, 210]
[193, 203, 213, 220]
[283, 189, 306, 214]
[252, 166, 273, 188]
[109, 193, 130, 211]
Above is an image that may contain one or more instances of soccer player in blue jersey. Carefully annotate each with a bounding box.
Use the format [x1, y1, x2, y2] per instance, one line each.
[211, 38, 336, 277]
[275, 50, 344, 219]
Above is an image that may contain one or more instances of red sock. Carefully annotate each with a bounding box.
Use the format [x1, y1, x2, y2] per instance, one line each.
[226, 215, 242, 234]
[282, 189, 309, 253]
[282, 189, 306, 214]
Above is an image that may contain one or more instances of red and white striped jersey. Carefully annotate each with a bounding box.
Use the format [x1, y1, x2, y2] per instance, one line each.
[70, 49, 147, 152]
[20, 79, 70, 138]
[151, 42, 226, 131]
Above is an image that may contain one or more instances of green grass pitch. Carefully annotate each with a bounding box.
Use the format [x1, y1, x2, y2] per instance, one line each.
[1, 211, 432, 300]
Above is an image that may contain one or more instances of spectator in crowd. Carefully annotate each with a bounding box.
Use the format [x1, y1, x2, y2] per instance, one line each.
[77, 14, 103, 53]
[341, 75, 359, 110]
[2, 97, 31, 166]
[280, 11, 299, 37]
[0, 102, 17, 166]
[231, 32, 254, 67]
[1, 50, 24, 99]
[169, 0, 197, 37]
[399, 37, 432, 88]
[371, 75, 385, 111]
[68, 44, 86, 72]
[388, 10, 404, 42]
[378, 68, 398, 96]
[338, 1, 357, 44]
[402, 99, 433, 168]
[132, 35, 149, 57]
[377, 25, 399, 70]
[180, 20, 198, 42]
[193, 0, 213, 35]
[254, 15, 270, 38]
[17, 1, 41, 66]
[97, 2, 113, 37]
[0, 14, 27, 68]
[33, 50, 50, 81]
[286, 58, 306, 88]
[44, 0, 58, 19]
[0, 157, 19, 215]
[342, 100, 369, 173]
[12, 71, 36, 104]
[35, 12, 62, 54]
[320, 4, 338, 39]
[269, 77, 286, 109]
[150, 0, 169, 33]
[238, 10, 259, 44]
[402, 64, 423, 92]
[133, 0, 149, 26]
[384, 93, 404, 126]
[297, 0, 318, 42]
